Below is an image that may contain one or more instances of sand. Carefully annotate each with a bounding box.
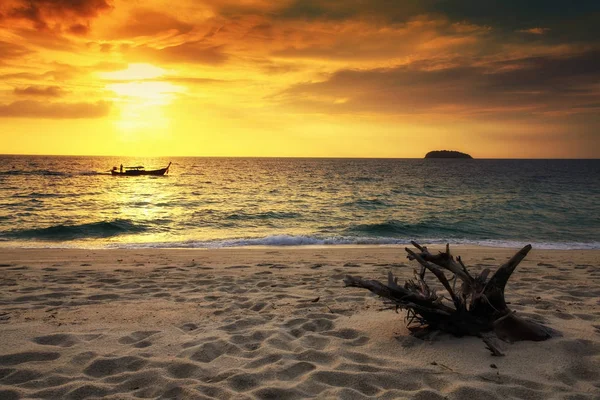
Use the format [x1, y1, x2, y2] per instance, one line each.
[0, 245, 598, 399]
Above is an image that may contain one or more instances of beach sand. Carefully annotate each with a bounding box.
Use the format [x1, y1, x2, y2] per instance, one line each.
[0, 246, 598, 399]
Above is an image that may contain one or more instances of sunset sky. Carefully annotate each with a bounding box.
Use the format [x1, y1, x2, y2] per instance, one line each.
[0, 1, 599, 158]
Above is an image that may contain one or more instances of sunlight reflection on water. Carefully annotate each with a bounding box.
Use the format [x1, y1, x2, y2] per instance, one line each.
[0, 156, 599, 249]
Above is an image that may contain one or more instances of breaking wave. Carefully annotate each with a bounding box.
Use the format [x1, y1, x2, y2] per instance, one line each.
[1, 219, 148, 241]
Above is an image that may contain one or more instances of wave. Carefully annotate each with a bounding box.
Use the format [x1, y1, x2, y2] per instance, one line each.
[352, 176, 384, 182]
[13, 192, 64, 199]
[1, 232, 598, 250]
[344, 219, 504, 240]
[79, 171, 108, 176]
[347, 220, 457, 236]
[225, 211, 301, 220]
[111, 235, 411, 249]
[0, 169, 106, 177]
[342, 199, 389, 208]
[0, 219, 148, 241]
[107, 235, 600, 250]
[0, 169, 69, 176]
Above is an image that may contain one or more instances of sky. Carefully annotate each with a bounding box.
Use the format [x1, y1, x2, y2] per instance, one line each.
[0, 0, 599, 158]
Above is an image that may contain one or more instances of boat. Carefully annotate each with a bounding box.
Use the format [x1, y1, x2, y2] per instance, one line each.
[111, 162, 171, 176]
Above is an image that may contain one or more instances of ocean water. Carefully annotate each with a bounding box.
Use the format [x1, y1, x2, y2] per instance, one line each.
[0, 155, 598, 249]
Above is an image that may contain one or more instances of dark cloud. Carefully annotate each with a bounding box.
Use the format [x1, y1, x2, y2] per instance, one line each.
[14, 86, 65, 97]
[279, 49, 600, 117]
[485, 50, 600, 92]
[3, 0, 112, 34]
[68, 23, 89, 35]
[270, 0, 600, 30]
[219, 0, 425, 21]
[431, 0, 600, 42]
[432, 0, 598, 26]
[217, 1, 599, 45]
[0, 100, 111, 118]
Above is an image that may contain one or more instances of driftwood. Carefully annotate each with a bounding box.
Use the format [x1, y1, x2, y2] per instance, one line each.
[344, 242, 557, 350]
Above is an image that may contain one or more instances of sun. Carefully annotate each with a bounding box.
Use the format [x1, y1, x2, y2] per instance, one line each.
[99, 64, 185, 140]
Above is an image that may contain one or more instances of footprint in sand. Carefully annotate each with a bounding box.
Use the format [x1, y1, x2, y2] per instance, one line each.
[226, 372, 266, 392]
[0, 389, 20, 400]
[277, 361, 316, 380]
[83, 355, 147, 378]
[253, 387, 306, 400]
[188, 339, 240, 363]
[0, 368, 43, 385]
[166, 360, 205, 379]
[178, 323, 199, 332]
[0, 352, 60, 366]
[118, 331, 160, 348]
[87, 294, 120, 301]
[244, 354, 283, 369]
[32, 333, 79, 347]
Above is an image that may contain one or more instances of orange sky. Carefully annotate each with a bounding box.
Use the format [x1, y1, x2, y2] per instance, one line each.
[0, 0, 598, 158]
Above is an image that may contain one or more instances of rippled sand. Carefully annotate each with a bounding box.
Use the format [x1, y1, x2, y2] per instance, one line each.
[0, 246, 598, 399]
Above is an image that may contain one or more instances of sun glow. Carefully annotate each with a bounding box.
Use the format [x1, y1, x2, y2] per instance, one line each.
[106, 80, 185, 141]
[100, 63, 185, 137]
[0, 0, 597, 158]
[107, 81, 184, 102]
[99, 64, 167, 81]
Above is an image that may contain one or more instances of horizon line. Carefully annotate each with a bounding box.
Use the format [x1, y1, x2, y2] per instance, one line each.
[1, 153, 598, 160]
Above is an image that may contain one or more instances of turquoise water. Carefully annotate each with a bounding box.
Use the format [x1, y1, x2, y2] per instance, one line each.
[0, 156, 598, 249]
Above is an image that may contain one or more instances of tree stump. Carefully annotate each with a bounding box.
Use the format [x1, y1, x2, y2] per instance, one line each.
[344, 242, 557, 349]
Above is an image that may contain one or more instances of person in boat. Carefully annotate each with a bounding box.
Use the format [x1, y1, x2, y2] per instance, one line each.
[120, 164, 123, 173]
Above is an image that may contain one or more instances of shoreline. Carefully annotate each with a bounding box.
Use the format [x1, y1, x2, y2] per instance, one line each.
[0, 246, 598, 399]
[1, 240, 600, 251]
[2, 245, 600, 263]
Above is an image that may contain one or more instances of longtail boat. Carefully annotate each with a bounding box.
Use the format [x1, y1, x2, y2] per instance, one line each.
[111, 162, 171, 176]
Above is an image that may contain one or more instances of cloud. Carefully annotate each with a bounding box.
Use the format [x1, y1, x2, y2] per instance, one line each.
[156, 76, 236, 85]
[1, 0, 112, 34]
[215, 0, 424, 22]
[14, 86, 65, 97]
[109, 8, 194, 38]
[210, 0, 600, 48]
[432, 0, 600, 42]
[269, 17, 489, 62]
[68, 23, 90, 35]
[0, 100, 111, 118]
[128, 42, 228, 65]
[0, 64, 83, 85]
[140, 13, 491, 70]
[277, 49, 600, 118]
[518, 27, 550, 35]
[0, 40, 32, 60]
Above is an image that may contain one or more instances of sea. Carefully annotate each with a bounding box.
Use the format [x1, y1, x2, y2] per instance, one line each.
[0, 155, 598, 250]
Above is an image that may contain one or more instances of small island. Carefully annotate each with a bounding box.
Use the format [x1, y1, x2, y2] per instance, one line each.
[425, 150, 473, 159]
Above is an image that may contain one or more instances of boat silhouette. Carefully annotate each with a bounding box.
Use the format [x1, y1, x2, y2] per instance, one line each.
[111, 162, 171, 176]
